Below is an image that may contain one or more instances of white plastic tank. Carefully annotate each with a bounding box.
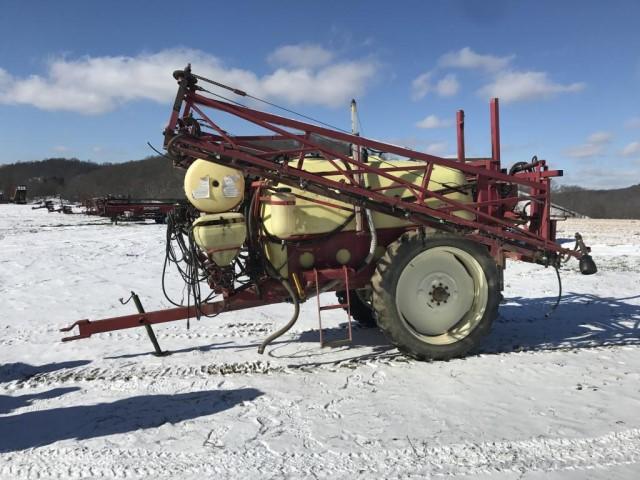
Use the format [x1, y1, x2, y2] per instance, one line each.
[183, 159, 245, 213]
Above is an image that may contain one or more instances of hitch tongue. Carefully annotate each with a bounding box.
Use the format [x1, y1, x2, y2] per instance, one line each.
[575, 233, 597, 275]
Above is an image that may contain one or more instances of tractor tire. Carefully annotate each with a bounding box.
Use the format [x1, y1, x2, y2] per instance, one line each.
[336, 290, 377, 327]
[371, 230, 500, 360]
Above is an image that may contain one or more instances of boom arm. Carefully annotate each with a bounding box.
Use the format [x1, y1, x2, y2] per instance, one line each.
[164, 66, 574, 264]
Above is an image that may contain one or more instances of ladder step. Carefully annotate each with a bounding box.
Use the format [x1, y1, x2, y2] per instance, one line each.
[319, 304, 348, 311]
[314, 266, 353, 348]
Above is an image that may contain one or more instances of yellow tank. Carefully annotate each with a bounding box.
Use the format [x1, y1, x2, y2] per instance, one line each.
[184, 159, 244, 213]
[262, 156, 473, 238]
[263, 191, 296, 238]
[192, 212, 247, 266]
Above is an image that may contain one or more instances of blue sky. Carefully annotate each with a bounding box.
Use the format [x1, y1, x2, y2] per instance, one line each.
[0, 0, 638, 188]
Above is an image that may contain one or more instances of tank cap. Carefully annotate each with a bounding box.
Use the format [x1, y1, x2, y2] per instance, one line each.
[275, 187, 292, 193]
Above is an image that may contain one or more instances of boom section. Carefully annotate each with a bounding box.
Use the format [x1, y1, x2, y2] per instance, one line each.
[163, 67, 574, 264]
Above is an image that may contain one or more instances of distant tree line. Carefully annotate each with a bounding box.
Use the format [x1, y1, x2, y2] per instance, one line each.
[0, 156, 184, 201]
[552, 184, 640, 219]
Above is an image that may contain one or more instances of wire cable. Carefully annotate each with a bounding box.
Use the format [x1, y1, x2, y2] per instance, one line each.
[194, 78, 350, 133]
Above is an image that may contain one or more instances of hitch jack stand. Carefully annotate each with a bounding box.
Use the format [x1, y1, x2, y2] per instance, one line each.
[121, 291, 170, 356]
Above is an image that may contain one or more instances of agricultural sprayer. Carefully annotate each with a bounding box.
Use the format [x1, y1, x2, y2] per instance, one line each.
[61, 65, 597, 360]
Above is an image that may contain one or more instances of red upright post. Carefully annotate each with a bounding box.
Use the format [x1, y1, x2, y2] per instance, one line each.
[456, 110, 466, 162]
[490, 98, 500, 164]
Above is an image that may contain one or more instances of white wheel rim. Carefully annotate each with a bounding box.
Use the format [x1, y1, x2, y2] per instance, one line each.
[395, 246, 489, 346]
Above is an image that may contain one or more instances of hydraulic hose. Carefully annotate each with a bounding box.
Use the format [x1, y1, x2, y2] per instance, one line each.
[257, 278, 300, 354]
[362, 208, 377, 265]
[257, 210, 376, 352]
[544, 265, 562, 318]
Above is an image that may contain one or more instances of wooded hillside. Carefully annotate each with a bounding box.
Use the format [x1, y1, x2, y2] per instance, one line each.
[552, 184, 640, 219]
[0, 157, 184, 200]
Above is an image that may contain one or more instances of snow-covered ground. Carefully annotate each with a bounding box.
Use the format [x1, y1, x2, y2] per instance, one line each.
[1, 205, 639, 479]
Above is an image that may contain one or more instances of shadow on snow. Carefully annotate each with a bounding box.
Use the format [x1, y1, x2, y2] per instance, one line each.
[482, 292, 640, 354]
[0, 387, 80, 415]
[0, 388, 263, 452]
[274, 292, 640, 361]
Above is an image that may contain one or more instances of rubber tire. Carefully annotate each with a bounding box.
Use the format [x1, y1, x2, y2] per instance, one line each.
[336, 290, 377, 327]
[371, 230, 500, 360]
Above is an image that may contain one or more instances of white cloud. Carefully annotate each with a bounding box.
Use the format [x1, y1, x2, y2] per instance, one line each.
[267, 44, 333, 69]
[478, 71, 585, 103]
[261, 61, 376, 107]
[424, 142, 448, 155]
[412, 47, 583, 105]
[565, 131, 612, 159]
[439, 47, 514, 72]
[411, 72, 459, 100]
[562, 167, 639, 189]
[435, 74, 459, 97]
[625, 117, 640, 129]
[0, 47, 377, 114]
[564, 144, 603, 159]
[587, 131, 613, 144]
[620, 141, 640, 157]
[51, 145, 70, 153]
[411, 72, 432, 100]
[383, 137, 448, 156]
[415, 114, 452, 129]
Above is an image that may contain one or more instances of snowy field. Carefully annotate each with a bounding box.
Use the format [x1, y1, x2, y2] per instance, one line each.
[1, 204, 639, 479]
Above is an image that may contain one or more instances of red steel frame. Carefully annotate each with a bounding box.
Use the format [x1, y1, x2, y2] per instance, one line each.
[60, 68, 582, 343]
[164, 72, 567, 259]
[85, 197, 180, 220]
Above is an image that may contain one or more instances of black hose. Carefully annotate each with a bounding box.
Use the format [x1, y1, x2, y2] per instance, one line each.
[161, 208, 220, 319]
[545, 265, 562, 318]
[257, 278, 300, 354]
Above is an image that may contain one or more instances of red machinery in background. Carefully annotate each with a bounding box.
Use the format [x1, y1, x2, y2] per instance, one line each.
[85, 196, 183, 223]
[61, 66, 596, 360]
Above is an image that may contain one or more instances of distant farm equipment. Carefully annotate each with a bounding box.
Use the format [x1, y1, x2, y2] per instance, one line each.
[11, 185, 27, 204]
[29, 198, 79, 213]
[61, 66, 597, 360]
[84, 196, 183, 223]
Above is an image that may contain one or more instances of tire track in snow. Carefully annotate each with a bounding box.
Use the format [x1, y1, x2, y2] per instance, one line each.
[2, 361, 286, 390]
[2, 429, 640, 478]
[478, 339, 640, 356]
[2, 354, 410, 390]
[0, 321, 303, 345]
[3, 342, 638, 392]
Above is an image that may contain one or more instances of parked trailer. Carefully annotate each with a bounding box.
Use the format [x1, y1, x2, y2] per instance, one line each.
[62, 66, 597, 360]
[85, 196, 183, 223]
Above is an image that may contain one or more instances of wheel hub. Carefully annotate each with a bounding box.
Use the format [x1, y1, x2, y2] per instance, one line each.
[429, 283, 450, 305]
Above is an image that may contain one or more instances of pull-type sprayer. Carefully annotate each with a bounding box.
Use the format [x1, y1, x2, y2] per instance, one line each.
[60, 67, 597, 361]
